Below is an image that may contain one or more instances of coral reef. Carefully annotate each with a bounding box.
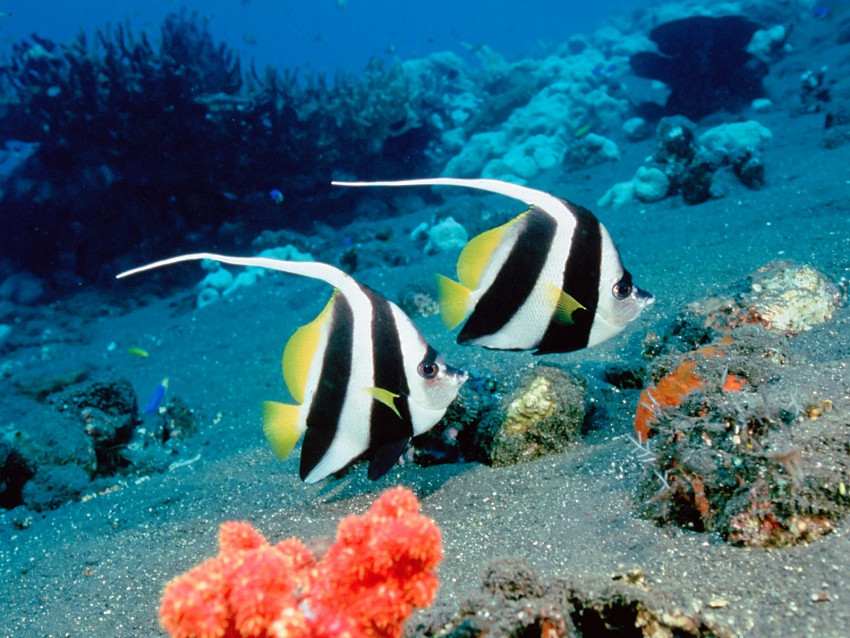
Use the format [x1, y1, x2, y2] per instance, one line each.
[799, 65, 832, 114]
[192, 247, 315, 308]
[159, 487, 442, 638]
[439, 44, 631, 182]
[0, 2, 816, 292]
[0, 272, 45, 306]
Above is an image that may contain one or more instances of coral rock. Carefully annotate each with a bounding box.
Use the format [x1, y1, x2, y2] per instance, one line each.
[747, 260, 841, 334]
[475, 366, 586, 467]
[632, 166, 669, 203]
[634, 285, 850, 546]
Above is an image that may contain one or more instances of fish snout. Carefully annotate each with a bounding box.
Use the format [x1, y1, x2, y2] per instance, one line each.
[447, 364, 469, 386]
[635, 285, 655, 307]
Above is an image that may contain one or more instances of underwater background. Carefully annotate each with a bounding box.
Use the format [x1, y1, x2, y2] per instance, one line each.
[2, 0, 850, 636]
[3, 0, 637, 76]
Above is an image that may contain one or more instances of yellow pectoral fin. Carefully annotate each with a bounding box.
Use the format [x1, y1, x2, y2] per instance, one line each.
[365, 387, 402, 419]
[282, 293, 335, 403]
[435, 273, 472, 331]
[262, 400, 305, 460]
[456, 218, 515, 288]
[548, 283, 586, 325]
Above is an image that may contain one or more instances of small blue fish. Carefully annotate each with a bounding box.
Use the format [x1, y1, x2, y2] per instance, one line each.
[814, 4, 849, 18]
[592, 63, 617, 77]
[144, 378, 169, 415]
[269, 188, 284, 204]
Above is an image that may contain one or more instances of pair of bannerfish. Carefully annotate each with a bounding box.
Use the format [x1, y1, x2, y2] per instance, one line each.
[118, 178, 654, 483]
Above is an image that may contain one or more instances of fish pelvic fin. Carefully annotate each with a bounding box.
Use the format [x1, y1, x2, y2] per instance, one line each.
[548, 283, 586, 325]
[365, 386, 402, 419]
[262, 400, 305, 460]
[435, 273, 472, 331]
[282, 293, 336, 403]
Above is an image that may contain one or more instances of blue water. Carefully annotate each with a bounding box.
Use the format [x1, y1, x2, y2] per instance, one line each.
[1, 0, 638, 75]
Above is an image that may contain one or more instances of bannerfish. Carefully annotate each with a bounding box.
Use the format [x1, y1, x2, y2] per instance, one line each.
[117, 253, 467, 483]
[333, 178, 654, 354]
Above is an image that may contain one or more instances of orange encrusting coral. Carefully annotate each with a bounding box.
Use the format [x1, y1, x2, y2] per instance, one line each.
[159, 487, 442, 638]
[634, 336, 744, 443]
[634, 359, 704, 443]
[722, 374, 747, 392]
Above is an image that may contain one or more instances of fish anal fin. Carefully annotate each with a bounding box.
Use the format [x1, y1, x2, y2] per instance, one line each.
[435, 274, 472, 331]
[262, 400, 305, 460]
[548, 283, 586, 325]
[365, 386, 402, 418]
[282, 293, 335, 403]
[456, 219, 515, 289]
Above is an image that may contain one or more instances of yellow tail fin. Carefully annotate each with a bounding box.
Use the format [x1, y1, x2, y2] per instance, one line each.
[435, 273, 472, 331]
[262, 400, 305, 460]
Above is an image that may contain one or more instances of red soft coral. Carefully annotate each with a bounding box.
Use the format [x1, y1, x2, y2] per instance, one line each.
[159, 487, 442, 638]
[159, 556, 236, 638]
[309, 488, 443, 638]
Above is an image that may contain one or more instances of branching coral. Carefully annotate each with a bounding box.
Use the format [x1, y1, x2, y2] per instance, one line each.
[159, 487, 442, 638]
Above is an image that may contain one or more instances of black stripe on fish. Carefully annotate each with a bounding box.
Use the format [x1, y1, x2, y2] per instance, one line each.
[536, 200, 602, 354]
[300, 293, 355, 481]
[365, 289, 413, 478]
[457, 207, 556, 347]
[366, 342, 442, 479]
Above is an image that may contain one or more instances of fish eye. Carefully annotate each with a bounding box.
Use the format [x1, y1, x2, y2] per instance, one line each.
[612, 278, 633, 300]
[418, 361, 439, 379]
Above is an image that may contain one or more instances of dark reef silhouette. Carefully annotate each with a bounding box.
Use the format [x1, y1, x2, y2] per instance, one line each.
[0, 10, 435, 289]
[630, 15, 768, 121]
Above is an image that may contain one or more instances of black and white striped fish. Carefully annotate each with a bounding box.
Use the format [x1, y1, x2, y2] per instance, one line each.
[333, 178, 654, 354]
[117, 253, 467, 483]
